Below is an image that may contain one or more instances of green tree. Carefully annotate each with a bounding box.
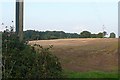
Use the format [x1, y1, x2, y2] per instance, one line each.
[109, 32, 116, 38]
[97, 32, 103, 38]
[24, 30, 79, 40]
[91, 34, 97, 38]
[80, 31, 91, 38]
[103, 31, 107, 38]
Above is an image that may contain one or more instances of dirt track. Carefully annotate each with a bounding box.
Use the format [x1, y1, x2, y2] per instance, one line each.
[29, 38, 118, 72]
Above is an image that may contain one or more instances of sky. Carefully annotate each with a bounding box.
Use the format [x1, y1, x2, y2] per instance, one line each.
[0, 0, 119, 37]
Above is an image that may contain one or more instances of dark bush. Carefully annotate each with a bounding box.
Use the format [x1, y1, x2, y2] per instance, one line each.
[2, 31, 62, 79]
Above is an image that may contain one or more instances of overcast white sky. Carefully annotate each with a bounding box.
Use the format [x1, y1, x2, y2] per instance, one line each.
[0, 0, 119, 37]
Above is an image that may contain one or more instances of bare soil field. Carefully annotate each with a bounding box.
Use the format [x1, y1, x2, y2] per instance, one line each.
[29, 38, 118, 72]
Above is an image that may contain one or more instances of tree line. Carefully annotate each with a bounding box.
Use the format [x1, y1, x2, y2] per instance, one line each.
[24, 30, 116, 41]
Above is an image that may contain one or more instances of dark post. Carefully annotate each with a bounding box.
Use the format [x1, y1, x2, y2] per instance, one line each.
[16, 0, 24, 42]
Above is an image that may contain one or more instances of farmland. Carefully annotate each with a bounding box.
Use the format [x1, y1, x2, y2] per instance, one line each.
[29, 38, 118, 78]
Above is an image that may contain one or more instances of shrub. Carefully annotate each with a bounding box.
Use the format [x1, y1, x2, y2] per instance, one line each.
[109, 32, 116, 38]
[2, 31, 62, 79]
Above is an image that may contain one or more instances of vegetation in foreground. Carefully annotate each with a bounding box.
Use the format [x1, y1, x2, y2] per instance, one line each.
[2, 28, 62, 78]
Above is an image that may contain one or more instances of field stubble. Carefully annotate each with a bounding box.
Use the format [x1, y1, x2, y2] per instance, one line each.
[29, 38, 118, 72]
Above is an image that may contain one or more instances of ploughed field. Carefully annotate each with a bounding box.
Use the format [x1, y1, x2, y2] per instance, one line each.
[29, 38, 118, 72]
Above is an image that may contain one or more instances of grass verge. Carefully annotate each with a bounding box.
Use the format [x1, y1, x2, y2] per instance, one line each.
[63, 70, 118, 78]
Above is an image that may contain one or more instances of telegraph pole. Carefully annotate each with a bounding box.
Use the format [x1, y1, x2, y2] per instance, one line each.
[16, 0, 24, 42]
[102, 25, 106, 38]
